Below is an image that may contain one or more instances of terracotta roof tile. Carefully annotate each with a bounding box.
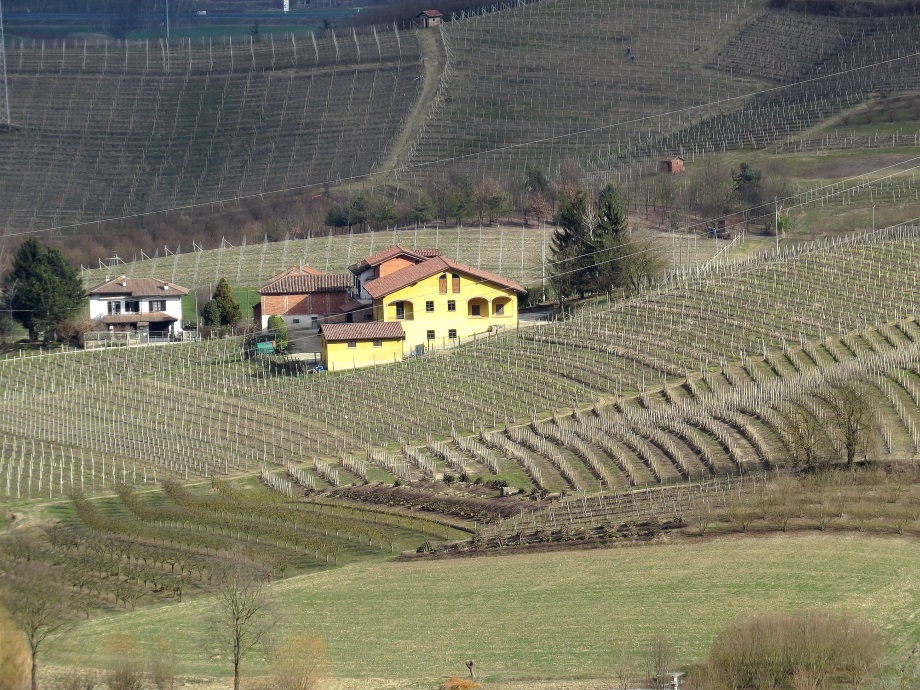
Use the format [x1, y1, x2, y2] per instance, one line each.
[321, 322, 405, 342]
[419, 9, 443, 17]
[347, 245, 441, 274]
[265, 265, 323, 283]
[87, 277, 189, 298]
[258, 273, 352, 295]
[362, 257, 526, 299]
[338, 298, 369, 313]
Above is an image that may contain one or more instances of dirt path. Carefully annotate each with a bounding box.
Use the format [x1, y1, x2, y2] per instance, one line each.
[373, 28, 446, 184]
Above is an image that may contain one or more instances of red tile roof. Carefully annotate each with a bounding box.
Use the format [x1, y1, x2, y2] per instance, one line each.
[362, 256, 526, 299]
[87, 277, 189, 297]
[321, 322, 405, 342]
[258, 273, 352, 295]
[265, 265, 323, 283]
[419, 9, 443, 17]
[348, 245, 441, 274]
[101, 312, 178, 324]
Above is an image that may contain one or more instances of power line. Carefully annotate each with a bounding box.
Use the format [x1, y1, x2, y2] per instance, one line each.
[2, 48, 920, 241]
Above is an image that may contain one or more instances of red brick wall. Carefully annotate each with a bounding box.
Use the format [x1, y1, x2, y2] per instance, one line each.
[260, 291, 351, 316]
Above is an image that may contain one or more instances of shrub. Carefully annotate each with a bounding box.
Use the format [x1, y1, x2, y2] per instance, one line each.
[267, 632, 328, 690]
[266, 315, 290, 352]
[692, 610, 883, 690]
[439, 678, 481, 690]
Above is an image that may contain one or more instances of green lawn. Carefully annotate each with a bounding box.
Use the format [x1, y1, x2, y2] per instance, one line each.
[50, 534, 920, 686]
[181, 288, 260, 326]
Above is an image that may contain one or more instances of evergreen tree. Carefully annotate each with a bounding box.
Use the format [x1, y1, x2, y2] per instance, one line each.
[593, 184, 630, 294]
[2, 238, 86, 342]
[201, 300, 222, 327]
[407, 194, 436, 226]
[211, 278, 241, 326]
[550, 189, 594, 303]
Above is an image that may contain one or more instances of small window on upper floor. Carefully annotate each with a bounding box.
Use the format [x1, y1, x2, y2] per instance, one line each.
[448, 329, 457, 339]
[347, 340, 357, 348]
[447, 300, 456, 312]
[452, 274, 460, 293]
[373, 339, 383, 347]
[426, 300, 434, 312]
[149, 299, 166, 312]
[438, 274, 447, 294]
[426, 330, 435, 340]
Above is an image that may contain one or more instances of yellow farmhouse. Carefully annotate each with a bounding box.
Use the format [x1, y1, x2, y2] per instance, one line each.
[320, 322, 405, 371]
[320, 246, 526, 370]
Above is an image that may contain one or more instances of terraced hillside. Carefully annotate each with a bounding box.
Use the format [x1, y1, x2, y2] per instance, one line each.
[0, 29, 422, 233]
[405, 0, 920, 185]
[3, 225, 920, 503]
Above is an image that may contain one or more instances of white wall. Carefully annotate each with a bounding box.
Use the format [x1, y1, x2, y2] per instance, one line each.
[89, 295, 184, 329]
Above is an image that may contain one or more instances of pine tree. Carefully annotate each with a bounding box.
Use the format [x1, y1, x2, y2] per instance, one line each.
[2, 238, 86, 342]
[550, 189, 594, 303]
[593, 184, 629, 294]
[211, 278, 242, 326]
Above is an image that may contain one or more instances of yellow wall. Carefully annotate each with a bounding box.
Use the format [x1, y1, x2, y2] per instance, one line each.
[322, 337, 404, 371]
[375, 272, 519, 353]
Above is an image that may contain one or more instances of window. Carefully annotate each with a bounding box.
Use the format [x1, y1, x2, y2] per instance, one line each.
[293, 318, 301, 324]
[124, 300, 140, 314]
[149, 300, 166, 312]
[495, 302, 505, 316]
[425, 300, 434, 313]
[471, 304, 481, 317]
[426, 330, 435, 340]
[395, 303, 405, 320]
[373, 339, 383, 348]
[438, 274, 447, 294]
[347, 340, 357, 348]
[107, 301, 121, 315]
[448, 329, 457, 339]
[452, 274, 460, 293]
[447, 300, 456, 312]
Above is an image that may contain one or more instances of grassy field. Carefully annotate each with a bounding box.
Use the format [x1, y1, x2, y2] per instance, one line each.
[48, 534, 920, 687]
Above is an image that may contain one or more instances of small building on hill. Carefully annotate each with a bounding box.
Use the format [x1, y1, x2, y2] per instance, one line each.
[659, 156, 684, 174]
[416, 9, 443, 28]
[256, 266, 353, 330]
[86, 275, 188, 339]
[321, 322, 405, 371]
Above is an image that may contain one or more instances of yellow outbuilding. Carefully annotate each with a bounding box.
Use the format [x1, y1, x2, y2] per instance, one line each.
[320, 322, 405, 371]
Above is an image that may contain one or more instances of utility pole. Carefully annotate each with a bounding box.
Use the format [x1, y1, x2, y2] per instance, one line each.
[0, 0, 11, 131]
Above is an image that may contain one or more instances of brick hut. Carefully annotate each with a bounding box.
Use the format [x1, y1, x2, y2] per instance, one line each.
[416, 9, 443, 28]
[659, 156, 684, 174]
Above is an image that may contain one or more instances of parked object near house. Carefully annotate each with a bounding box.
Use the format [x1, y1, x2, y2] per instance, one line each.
[321, 322, 405, 371]
[658, 156, 684, 174]
[416, 9, 443, 28]
[255, 265, 353, 330]
[86, 275, 188, 342]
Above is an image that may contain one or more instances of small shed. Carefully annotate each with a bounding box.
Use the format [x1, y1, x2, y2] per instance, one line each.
[321, 322, 405, 371]
[658, 156, 684, 174]
[416, 9, 443, 28]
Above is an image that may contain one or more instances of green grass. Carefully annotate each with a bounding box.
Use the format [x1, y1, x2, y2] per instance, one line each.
[181, 288, 260, 325]
[50, 534, 920, 685]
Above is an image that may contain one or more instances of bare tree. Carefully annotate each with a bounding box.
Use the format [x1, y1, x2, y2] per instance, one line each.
[209, 568, 276, 690]
[105, 633, 144, 690]
[825, 382, 878, 470]
[149, 637, 178, 690]
[612, 645, 634, 690]
[644, 633, 675, 690]
[785, 404, 826, 472]
[2, 562, 75, 690]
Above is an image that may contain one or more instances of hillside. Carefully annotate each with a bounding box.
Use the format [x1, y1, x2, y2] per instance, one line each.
[404, 0, 920, 187]
[3, 224, 920, 503]
[0, 28, 422, 234]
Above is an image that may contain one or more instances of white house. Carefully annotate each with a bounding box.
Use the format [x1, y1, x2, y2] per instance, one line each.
[86, 275, 189, 338]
